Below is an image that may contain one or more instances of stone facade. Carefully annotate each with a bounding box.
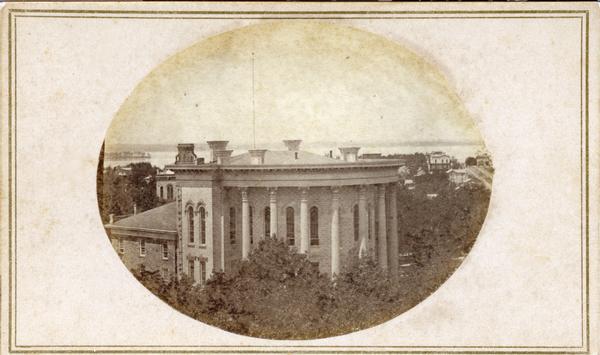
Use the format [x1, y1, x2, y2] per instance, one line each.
[106, 140, 403, 283]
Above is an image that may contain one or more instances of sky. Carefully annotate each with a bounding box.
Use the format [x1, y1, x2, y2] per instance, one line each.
[105, 21, 483, 149]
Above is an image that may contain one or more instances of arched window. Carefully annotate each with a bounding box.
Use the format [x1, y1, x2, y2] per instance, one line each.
[167, 184, 173, 200]
[229, 207, 236, 244]
[199, 206, 206, 245]
[249, 206, 254, 244]
[187, 206, 194, 243]
[310, 207, 319, 246]
[159, 186, 164, 199]
[286, 207, 295, 246]
[264, 207, 270, 238]
[353, 204, 359, 242]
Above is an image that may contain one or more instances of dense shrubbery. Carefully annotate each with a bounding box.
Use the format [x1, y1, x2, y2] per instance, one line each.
[130, 175, 490, 340]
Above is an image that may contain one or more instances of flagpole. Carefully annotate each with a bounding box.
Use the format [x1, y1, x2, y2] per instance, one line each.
[252, 52, 256, 149]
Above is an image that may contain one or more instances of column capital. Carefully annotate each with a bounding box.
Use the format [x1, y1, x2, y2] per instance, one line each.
[331, 186, 340, 195]
[241, 187, 248, 200]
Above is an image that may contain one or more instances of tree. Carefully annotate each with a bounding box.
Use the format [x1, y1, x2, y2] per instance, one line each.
[465, 156, 477, 166]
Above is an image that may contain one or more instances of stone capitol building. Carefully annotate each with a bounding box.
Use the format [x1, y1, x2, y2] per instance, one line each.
[105, 140, 403, 284]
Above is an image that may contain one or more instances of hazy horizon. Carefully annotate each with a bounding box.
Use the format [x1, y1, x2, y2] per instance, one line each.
[105, 22, 484, 150]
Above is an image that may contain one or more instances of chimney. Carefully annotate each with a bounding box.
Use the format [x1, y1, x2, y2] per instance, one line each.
[329, 150, 333, 158]
[249, 149, 268, 165]
[339, 147, 361, 162]
[215, 150, 233, 165]
[175, 143, 197, 165]
[133, 203, 137, 215]
[282, 139, 302, 151]
[206, 140, 229, 163]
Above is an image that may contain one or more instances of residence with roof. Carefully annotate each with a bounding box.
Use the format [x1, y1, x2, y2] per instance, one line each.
[427, 151, 451, 173]
[105, 140, 404, 285]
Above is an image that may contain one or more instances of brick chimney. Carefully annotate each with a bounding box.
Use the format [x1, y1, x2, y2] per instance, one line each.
[206, 140, 229, 163]
[175, 143, 197, 165]
[249, 149, 268, 165]
[282, 140, 302, 151]
[339, 147, 361, 162]
[215, 150, 233, 165]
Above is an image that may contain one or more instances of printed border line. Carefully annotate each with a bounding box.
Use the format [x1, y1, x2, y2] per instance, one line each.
[11, 15, 586, 20]
[5, 8, 590, 354]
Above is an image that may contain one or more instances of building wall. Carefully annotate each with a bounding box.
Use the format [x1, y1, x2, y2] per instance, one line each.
[179, 185, 215, 283]
[109, 234, 177, 279]
[220, 185, 380, 274]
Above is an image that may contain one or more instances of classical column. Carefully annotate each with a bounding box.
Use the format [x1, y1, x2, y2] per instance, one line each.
[241, 188, 250, 259]
[299, 188, 309, 254]
[220, 188, 226, 272]
[358, 185, 368, 258]
[388, 183, 399, 274]
[331, 187, 340, 277]
[377, 184, 388, 270]
[269, 188, 278, 239]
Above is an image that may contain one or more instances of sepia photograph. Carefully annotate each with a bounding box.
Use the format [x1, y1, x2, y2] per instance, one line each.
[2, 2, 597, 353]
[98, 22, 493, 339]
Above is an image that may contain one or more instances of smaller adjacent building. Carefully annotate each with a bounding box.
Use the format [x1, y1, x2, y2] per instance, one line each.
[427, 152, 451, 173]
[105, 203, 178, 280]
[476, 152, 493, 169]
[156, 169, 176, 201]
[447, 169, 470, 185]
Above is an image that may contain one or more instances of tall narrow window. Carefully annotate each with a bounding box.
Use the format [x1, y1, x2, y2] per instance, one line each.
[162, 242, 168, 260]
[167, 184, 173, 200]
[200, 261, 206, 285]
[139, 239, 146, 256]
[187, 206, 194, 244]
[368, 205, 372, 240]
[159, 186, 164, 199]
[249, 206, 254, 244]
[353, 204, 359, 241]
[286, 207, 295, 246]
[310, 207, 319, 246]
[199, 206, 206, 245]
[188, 260, 195, 282]
[264, 207, 270, 238]
[229, 207, 236, 244]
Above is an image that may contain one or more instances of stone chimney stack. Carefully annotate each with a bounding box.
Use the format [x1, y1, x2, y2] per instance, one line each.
[215, 150, 233, 165]
[283, 139, 302, 151]
[175, 143, 197, 165]
[249, 149, 268, 165]
[206, 140, 229, 163]
[339, 147, 361, 162]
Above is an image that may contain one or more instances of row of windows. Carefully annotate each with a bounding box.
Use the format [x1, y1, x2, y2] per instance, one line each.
[188, 259, 207, 285]
[186, 204, 375, 248]
[117, 238, 169, 260]
[226, 206, 321, 246]
[159, 184, 174, 200]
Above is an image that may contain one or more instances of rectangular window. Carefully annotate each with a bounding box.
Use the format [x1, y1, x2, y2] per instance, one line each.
[229, 207, 236, 244]
[139, 239, 146, 256]
[118, 238, 124, 254]
[249, 207, 254, 244]
[162, 242, 168, 260]
[310, 207, 319, 246]
[286, 207, 295, 246]
[188, 260, 195, 282]
[200, 261, 207, 285]
[199, 207, 206, 245]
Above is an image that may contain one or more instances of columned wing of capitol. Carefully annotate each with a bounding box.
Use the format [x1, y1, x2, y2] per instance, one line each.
[105, 140, 404, 284]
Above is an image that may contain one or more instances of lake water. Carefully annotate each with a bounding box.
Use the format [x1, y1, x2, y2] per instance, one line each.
[103, 145, 485, 170]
